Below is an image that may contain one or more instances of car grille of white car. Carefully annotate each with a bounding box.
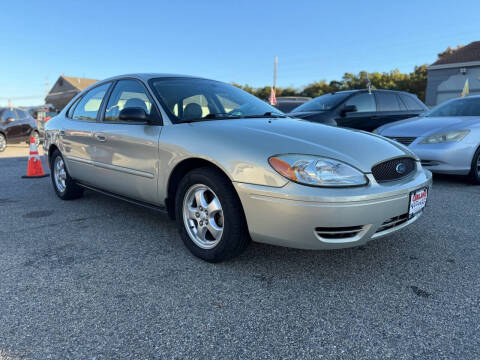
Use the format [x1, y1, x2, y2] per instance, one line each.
[371, 157, 416, 182]
[375, 213, 409, 234]
[386, 136, 417, 146]
[315, 225, 364, 239]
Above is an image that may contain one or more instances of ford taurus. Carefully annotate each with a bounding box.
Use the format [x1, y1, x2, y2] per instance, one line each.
[44, 74, 432, 262]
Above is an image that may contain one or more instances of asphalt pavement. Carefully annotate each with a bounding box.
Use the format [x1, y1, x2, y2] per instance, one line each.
[0, 146, 479, 359]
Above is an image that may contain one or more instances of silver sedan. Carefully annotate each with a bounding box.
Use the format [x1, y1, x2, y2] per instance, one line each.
[44, 74, 432, 262]
[376, 96, 480, 184]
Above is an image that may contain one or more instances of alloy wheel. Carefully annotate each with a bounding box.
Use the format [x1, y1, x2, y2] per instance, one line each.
[53, 156, 67, 193]
[182, 184, 224, 249]
[477, 155, 480, 177]
[0, 135, 6, 152]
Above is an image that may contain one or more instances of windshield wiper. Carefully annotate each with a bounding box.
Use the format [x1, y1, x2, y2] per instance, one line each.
[177, 113, 241, 124]
[243, 112, 287, 118]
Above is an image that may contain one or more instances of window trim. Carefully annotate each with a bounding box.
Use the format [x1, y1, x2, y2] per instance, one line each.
[99, 77, 163, 125]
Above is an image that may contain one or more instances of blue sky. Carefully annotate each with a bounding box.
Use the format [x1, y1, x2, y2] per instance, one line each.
[1, 0, 480, 106]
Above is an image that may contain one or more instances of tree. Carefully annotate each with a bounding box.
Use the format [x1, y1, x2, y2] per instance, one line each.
[437, 45, 464, 59]
[232, 64, 429, 101]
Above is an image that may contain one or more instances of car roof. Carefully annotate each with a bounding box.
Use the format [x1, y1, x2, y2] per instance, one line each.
[332, 89, 417, 96]
[98, 73, 204, 83]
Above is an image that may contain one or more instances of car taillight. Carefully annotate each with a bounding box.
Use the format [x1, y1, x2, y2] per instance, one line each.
[44, 117, 51, 123]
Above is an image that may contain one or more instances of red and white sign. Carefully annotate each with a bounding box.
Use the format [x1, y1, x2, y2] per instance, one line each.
[409, 188, 428, 218]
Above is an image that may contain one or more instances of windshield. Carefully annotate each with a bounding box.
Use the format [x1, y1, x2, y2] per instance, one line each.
[149, 78, 285, 123]
[291, 92, 351, 112]
[427, 97, 480, 117]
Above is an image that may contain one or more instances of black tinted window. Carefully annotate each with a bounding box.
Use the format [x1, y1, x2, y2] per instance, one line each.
[345, 93, 376, 112]
[375, 92, 401, 111]
[72, 83, 110, 121]
[104, 80, 153, 122]
[400, 94, 425, 111]
[293, 93, 351, 112]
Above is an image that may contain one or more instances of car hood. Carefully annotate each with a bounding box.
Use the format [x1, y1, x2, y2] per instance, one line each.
[377, 116, 480, 137]
[184, 118, 414, 173]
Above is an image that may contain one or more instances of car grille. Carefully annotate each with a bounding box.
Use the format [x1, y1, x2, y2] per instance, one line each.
[375, 213, 409, 233]
[386, 136, 417, 146]
[315, 225, 364, 239]
[371, 157, 416, 182]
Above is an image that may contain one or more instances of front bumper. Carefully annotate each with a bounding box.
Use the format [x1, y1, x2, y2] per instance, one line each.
[234, 167, 432, 250]
[409, 142, 475, 175]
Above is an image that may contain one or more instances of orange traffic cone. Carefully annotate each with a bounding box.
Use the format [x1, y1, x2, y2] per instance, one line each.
[21, 137, 49, 179]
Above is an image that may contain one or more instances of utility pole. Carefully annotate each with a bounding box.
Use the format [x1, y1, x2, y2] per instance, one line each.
[45, 77, 50, 97]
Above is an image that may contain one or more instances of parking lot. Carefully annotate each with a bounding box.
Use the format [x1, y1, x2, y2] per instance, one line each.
[0, 145, 479, 359]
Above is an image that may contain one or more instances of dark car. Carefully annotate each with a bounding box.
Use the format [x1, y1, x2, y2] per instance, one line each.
[30, 107, 58, 138]
[273, 96, 311, 113]
[289, 89, 428, 132]
[0, 107, 39, 152]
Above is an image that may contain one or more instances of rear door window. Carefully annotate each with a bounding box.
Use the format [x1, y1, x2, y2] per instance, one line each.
[375, 93, 402, 111]
[345, 93, 376, 112]
[72, 83, 110, 121]
[400, 94, 425, 111]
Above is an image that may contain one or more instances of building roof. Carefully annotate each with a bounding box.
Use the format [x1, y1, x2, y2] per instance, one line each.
[61, 75, 98, 90]
[432, 41, 480, 66]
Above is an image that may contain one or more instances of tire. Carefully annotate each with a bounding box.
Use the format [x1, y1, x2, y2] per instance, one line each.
[50, 149, 84, 200]
[174, 167, 250, 262]
[469, 146, 480, 185]
[0, 133, 6, 152]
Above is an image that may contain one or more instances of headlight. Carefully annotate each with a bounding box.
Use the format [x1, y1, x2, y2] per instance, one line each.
[420, 130, 469, 144]
[269, 154, 367, 187]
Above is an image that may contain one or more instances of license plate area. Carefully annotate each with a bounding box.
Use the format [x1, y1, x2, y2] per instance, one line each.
[409, 187, 428, 219]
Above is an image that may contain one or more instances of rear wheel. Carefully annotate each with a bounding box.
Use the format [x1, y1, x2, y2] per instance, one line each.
[50, 149, 84, 200]
[469, 147, 480, 185]
[175, 167, 250, 262]
[0, 133, 6, 152]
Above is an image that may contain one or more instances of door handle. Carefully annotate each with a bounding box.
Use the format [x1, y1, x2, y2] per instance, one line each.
[94, 133, 107, 142]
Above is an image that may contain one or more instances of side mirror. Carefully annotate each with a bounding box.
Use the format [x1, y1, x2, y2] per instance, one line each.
[340, 105, 357, 117]
[119, 107, 148, 122]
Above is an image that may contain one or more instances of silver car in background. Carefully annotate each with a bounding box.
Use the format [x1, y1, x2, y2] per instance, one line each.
[44, 74, 432, 262]
[376, 96, 480, 184]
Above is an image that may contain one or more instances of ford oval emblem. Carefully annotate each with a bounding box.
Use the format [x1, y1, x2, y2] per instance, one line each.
[396, 162, 407, 174]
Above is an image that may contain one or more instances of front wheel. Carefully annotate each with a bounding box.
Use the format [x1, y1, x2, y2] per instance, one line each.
[469, 147, 480, 185]
[50, 150, 84, 200]
[175, 167, 250, 262]
[0, 133, 6, 152]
